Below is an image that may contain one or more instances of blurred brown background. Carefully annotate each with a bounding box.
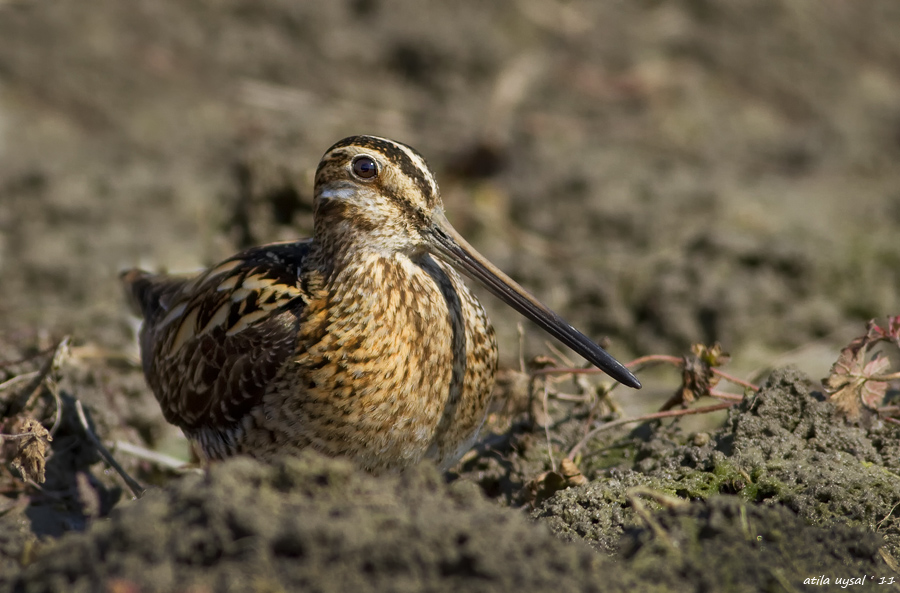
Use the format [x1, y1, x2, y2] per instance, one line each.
[1, 0, 899, 383]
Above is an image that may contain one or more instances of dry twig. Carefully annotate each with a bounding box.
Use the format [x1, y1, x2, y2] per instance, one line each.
[568, 402, 736, 461]
[113, 440, 194, 472]
[626, 486, 689, 552]
[75, 400, 145, 498]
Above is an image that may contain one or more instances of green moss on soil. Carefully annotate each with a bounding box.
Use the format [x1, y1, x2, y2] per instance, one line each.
[534, 369, 900, 557]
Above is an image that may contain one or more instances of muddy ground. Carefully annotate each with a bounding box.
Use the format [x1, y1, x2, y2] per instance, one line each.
[2, 1, 900, 591]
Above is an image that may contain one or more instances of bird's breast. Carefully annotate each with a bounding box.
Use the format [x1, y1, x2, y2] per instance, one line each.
[262, 251, 498, 471]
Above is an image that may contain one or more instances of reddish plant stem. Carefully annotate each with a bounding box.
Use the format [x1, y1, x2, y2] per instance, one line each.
[712, 370, 759, 392]
[709, 390, 744, 402]
[568, 402, 737, 460]
[629, 354, 683, 368]
[532, 355, 758, 391]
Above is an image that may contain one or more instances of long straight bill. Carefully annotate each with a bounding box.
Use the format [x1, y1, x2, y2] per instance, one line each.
[428, 210, 641, 389]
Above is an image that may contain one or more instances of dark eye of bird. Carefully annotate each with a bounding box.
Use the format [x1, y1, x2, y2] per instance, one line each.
[351, 156, 378, 180]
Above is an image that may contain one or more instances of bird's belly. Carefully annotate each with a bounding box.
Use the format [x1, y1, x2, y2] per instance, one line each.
[256, 256, 498, 472]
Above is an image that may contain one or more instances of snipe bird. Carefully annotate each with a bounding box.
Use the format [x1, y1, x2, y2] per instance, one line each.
[122, 135, 641, 472]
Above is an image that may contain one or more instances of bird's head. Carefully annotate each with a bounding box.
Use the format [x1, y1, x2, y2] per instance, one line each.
[313, 135, 641, 389]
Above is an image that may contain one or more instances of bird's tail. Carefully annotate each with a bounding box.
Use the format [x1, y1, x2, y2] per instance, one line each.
[120, 268, 189, 320]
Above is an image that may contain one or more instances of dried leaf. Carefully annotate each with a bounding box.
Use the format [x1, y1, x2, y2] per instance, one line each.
[821, 317, 900, 417]
[823, 327, 891, 417]
[861, 355, 891, 408]
[529, 355, 559, 369]
[888, 315, 900, 344]
[863, 316, 900, 346]
[661, 343, 730, 411]
[524, 470, 566, 508]
[692, 342, 732, 367]
[523, 459, 588, 508]
[558, 458, 587, 487]
[6, 417, 53, 483]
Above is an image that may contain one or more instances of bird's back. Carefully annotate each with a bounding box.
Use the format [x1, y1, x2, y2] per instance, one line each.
[121, 240, 313, 457]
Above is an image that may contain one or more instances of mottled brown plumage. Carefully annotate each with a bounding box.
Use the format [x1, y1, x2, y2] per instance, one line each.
[122, 135, 640, 472]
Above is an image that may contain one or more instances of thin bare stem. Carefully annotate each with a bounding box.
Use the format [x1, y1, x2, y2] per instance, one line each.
[5, 337, 69, 419]
[552, 392, 593, 403]
[568, 402, 736, 460]
[75, 400, 145, 498]
[625, 487, 688, 553]
[870, 372, 900, 382]
[516, 322, 526, 374]
[712, 369, 759, 392]
[24, 337, 70, 410]
[542, 382, 556, 473]
[628, 354, 683, 368]
[532, 365, 616, 376]
[0, 345, 56, 369]
[876, 500, 900, 531]
[532, 354, 757, 393]
[0, 372, 39, 393]
[113, 441, 193, 472]
[0, 431, 41, 440]
[45, 375, 63, 436]
[532, 366, 599, 376]
[709, 390, 744, 402]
